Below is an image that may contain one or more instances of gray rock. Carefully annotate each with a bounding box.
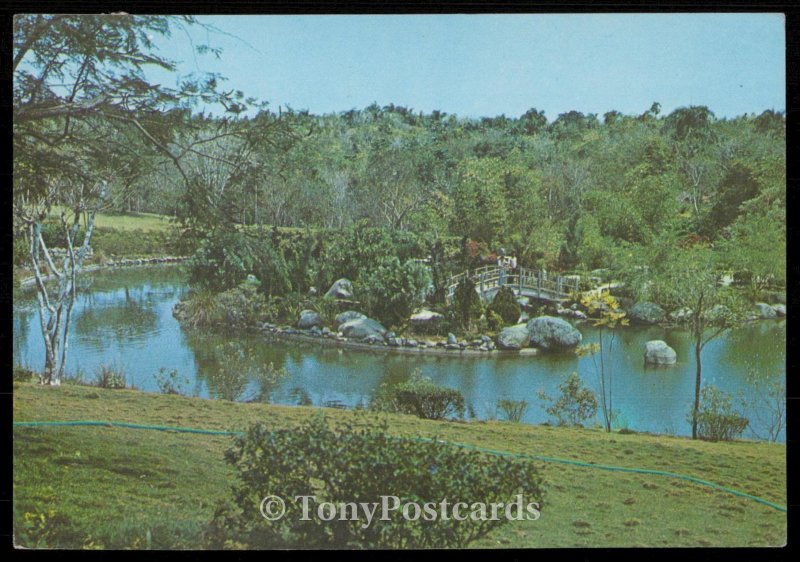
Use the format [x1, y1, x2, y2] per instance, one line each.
[340, 317, 388, 340]
[628, 302, 666, 325]
[335, 310, 367, 326]
[496, 324, 531, 350]
[405, 339, 419, 348]
[409, 309, 445, 324]
[527, 316, 583, 351]
[772, 304, 786, 317]
[445, 343, 460, 350]
[518, 312, 530, 324]
[447, 333, 457, 345]
[387, 337, 401, 347]
[644, 340, 677, 365]
[703, 304, 732, 324]
[754, 302, 777, 319]
[297, 309, 323, 329]
[668, 307, 693, 323]
[325, 278, 354, 299]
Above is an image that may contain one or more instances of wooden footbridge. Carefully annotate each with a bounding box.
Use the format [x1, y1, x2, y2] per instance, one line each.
[445, 265, 602, 304]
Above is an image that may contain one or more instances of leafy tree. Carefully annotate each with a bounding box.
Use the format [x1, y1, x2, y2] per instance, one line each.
[644, 245, 743, 439]
[12, 15, 277, 384]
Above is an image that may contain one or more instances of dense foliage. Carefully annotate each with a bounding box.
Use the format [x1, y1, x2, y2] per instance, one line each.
[208, 414, 544, 548]
[93, 102, 783, 295]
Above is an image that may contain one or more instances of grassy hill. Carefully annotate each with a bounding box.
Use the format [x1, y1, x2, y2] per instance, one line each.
[13, 382, 786, 549]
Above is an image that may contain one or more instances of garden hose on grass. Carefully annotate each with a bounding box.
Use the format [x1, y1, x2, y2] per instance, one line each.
[13, 419, 787, 513]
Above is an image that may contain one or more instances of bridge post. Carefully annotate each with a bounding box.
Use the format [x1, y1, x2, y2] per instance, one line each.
[557, 276, 562, 296]
[480, 273, 485, 295]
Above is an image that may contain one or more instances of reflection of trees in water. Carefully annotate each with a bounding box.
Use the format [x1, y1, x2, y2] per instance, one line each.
[187, 334, 289, 402]
[714, 321, 785, 380]
[73, 287, 160, 349]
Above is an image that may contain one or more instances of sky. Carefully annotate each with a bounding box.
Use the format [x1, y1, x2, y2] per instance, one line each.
[149, 13, 785, 120]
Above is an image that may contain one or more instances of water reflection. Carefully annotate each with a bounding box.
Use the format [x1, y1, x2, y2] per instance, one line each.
[13, 266, 786, 441]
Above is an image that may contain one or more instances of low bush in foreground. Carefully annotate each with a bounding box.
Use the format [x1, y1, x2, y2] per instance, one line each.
[206, 414, 544, 549]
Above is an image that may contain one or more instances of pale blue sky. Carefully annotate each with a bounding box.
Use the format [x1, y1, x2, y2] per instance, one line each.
[151, 13, 785, 120]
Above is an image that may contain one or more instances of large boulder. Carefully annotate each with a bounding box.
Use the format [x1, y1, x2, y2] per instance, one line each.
[644, 340, 677, 365]
[325, 278, 354, 299]
[408, 309, 445, 333]
[628, 302, 666, 325]
[772, 304, 786, 317]
[754, 302, 777, 319]
[297, 309, 323, 329]
[496, 324, 531, 350]
[335, 310, 367, 326]
[526, 316, 582, 351]
[339, 317, 387, 340]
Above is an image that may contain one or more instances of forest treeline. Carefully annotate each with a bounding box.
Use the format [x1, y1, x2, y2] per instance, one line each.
[105, 102, 785, 284]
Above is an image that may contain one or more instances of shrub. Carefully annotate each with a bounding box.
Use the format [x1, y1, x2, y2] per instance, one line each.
[496, 399, 529, 423]
[450, 277, 483, 332]
[153, 368, 189, 396]
[690, 385, 749, 441]
[486, 286, 521, 326]
[310, 296, 340, 328]
[177, 288, 222, 328]
[13, 366, 34, 382]
[371, 370, 465, 420]
[538, 373, 597, 426]
[206, 414, 544, 549]
[485, 310, 505, 332]
[94, 365, 126, 389]
[358, 257, 432, 327]
[215, 281, 268, 327]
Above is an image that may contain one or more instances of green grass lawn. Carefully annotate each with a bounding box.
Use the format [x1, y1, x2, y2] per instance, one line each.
[13, 382, 786, 549]
[48, 207, 175, 232]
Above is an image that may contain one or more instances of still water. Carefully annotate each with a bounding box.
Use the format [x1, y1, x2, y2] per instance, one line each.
[13, 266, 786, 441]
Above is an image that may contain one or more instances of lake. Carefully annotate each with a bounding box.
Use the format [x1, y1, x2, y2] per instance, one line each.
[13, 266, 786, 441]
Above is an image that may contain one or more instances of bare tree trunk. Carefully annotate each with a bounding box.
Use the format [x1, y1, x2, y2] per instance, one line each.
[28, 190, 102, 385]
[692, 338, 702, 439]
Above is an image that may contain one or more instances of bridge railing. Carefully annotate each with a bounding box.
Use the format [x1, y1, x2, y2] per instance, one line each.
[445, 266, 582, 302]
